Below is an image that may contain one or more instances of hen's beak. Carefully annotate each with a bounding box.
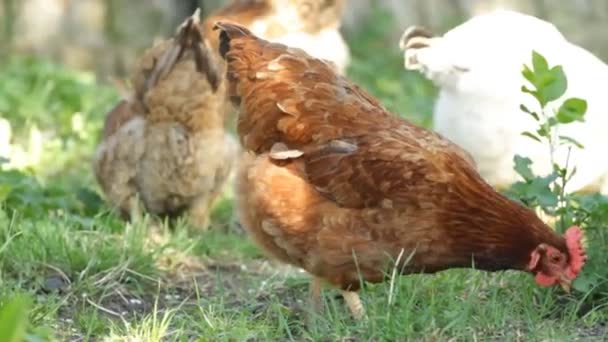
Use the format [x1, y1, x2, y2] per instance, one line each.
[559, 277, 572, 293]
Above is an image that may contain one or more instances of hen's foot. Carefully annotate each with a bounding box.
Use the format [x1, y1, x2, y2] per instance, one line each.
[341, 290, 365, 320]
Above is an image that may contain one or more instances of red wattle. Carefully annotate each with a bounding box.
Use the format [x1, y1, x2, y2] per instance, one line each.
[535, 273, 557, 286]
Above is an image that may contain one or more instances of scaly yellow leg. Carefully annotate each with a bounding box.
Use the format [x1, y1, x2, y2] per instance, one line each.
[341, 290, 365, 320]
[309, 276, 323, 313]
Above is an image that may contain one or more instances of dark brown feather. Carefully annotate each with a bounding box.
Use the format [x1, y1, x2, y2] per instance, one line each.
[101, 100, 138, 139]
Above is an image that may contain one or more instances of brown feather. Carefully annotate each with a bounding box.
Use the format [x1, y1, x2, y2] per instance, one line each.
[101, 99, 139, 139]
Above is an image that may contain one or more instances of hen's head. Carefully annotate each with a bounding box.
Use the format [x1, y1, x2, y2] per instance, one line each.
[527, 226, 586, 292]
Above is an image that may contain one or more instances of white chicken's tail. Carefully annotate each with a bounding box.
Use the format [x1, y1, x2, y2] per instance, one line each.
[399, 25, 468, 90]
[399, 26, 434, 70]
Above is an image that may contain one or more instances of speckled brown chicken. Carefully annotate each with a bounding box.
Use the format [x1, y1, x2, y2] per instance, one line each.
[94, 11, 237, 229]
[214, 22, 586, 319]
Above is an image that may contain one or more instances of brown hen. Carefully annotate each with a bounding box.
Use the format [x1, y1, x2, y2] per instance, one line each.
[94, 11, 237, 229]
[214, 22, 587, 319]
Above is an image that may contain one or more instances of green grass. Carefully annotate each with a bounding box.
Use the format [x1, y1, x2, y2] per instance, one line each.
[0, 6, 607, 341]
[3, 211, 602, 340]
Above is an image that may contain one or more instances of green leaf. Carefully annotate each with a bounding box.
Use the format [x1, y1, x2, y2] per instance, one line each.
[519, 104, 539, 121]
[521, 86, 536, 96]
[0, 295, 31, 342]
[542, 65, 567, 104]
[559, 135, 585, 149]
[547, 117, 558, 127]
[553, 163, 568, 178]
[572, 274, 596, 293]
[0, 184, 12, 202]
[536, 126, 549, 138]
[507, 173, 559, 210]
[556, 98, 587, 124]
[521, 65, 535, 84]
[513, 155, 535, 181]
[532, 50, 549, 74]
[537, 190, 559, 208]
[530, 174, 560, 208]
[521, 131, 542, 143]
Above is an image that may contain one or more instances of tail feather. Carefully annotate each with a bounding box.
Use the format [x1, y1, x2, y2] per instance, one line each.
[399, 26, 434, 50]
[212, 21, 268, 105]
[399, 25, 435, 71]
[213, 21, 255, 60]
[143, 9, 220, 95]
[101, 99, 139, 139]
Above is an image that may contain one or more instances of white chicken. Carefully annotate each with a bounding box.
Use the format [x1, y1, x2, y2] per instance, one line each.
[400, 10, 608, 194]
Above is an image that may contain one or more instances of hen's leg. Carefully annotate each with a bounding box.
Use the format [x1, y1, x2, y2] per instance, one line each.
[187, 195, 214, 231]
[125, 193, 144, 223]
[309, 276, 324, 313]
[188, 134, 238, 231]
[341, 290, 365, 320]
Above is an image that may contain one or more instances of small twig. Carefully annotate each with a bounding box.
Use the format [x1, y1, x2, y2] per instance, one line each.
[93, 263, 128, 287]
[388, 248, 405, 306]
[114, 288, 131, 306]
[0, 230, 21, 256]
[558, 146, 573, 232]
[125, 267, 159, 283]
[38, 262, 72, 285]
[85, 297, 123, 317]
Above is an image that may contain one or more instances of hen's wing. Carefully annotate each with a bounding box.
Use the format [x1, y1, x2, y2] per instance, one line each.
[93, 100, 145, 219]
[100, 99, 138, 139]
[297, 137, 458, 209]
[215, 22, 477, 210]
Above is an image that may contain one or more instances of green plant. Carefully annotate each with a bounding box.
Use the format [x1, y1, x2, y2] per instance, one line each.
[0, 295, 30, 342]
[0, 294, 52, 342]
[515, 51, 587, 217]
[0, 56, 118, 181]
[508, 51, 607, 294]
[0, 56, 117, 222]
[0, 160, 104, 220]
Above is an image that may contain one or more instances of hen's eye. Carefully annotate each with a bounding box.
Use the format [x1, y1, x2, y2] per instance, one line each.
[551, 255, 561, 263]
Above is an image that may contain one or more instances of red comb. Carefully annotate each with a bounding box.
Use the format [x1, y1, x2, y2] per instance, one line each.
[564, 226, 586, 279]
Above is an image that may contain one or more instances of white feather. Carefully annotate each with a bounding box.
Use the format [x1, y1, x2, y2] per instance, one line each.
[410, 10, 608, 193]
